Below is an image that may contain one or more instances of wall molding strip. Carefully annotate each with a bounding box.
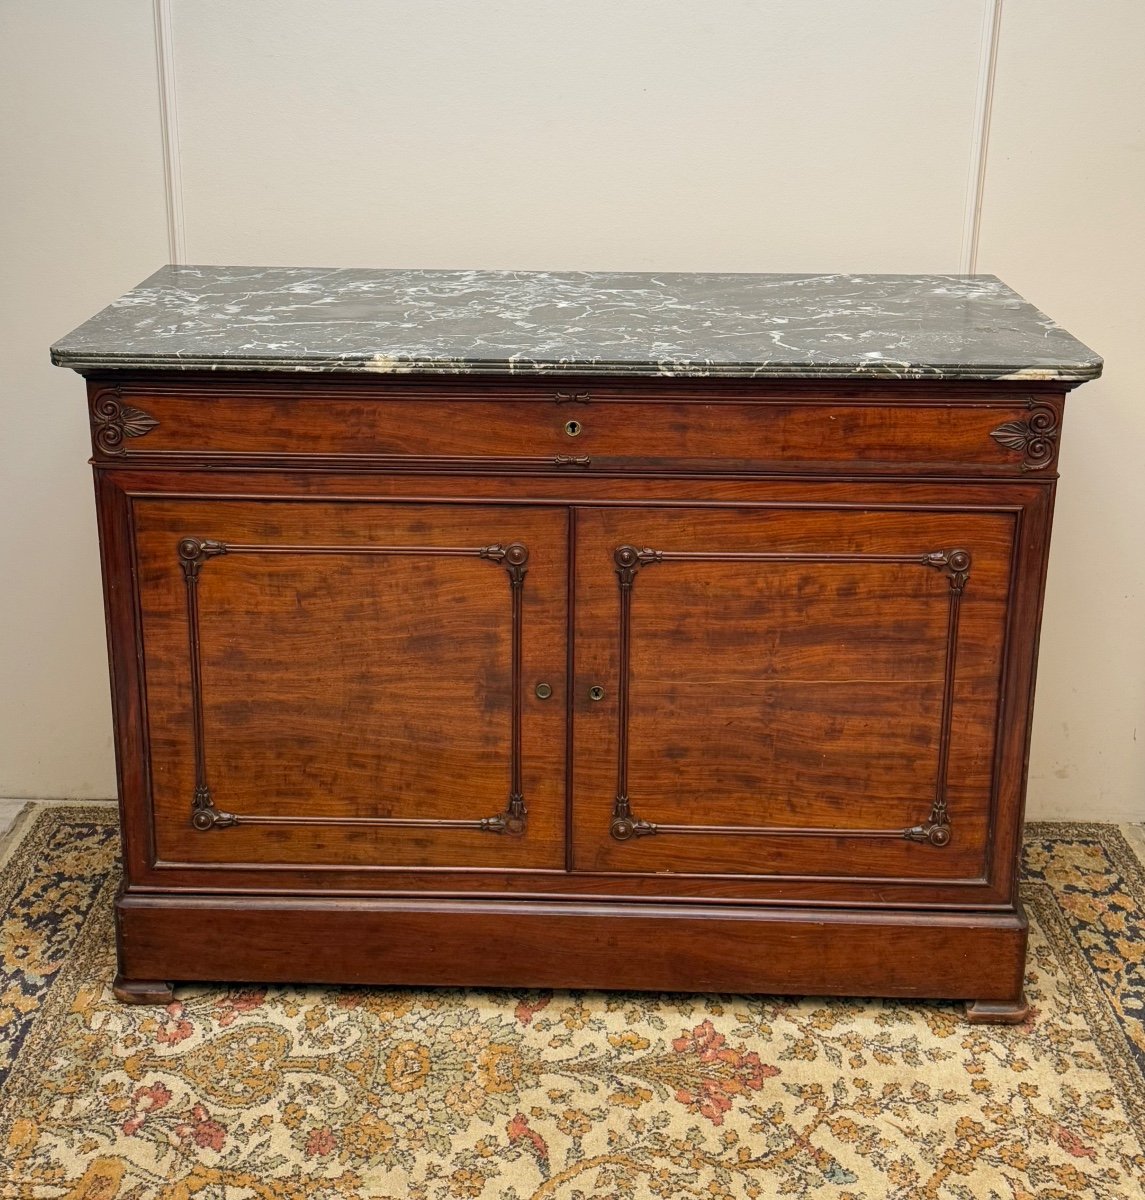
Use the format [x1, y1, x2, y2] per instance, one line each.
[960, 0, 1004, 275]
[153, 0, 187, 264]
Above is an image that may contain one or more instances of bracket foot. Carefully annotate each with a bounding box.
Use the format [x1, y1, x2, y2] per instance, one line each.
[112, 975, 176, 1005]
[964, 994, 1030, 1025]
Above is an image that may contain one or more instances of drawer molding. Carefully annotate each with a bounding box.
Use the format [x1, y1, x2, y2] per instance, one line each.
[607, 543, 969, 848]
[87, 379, 1066, 478]
[177, 535, 531, 836]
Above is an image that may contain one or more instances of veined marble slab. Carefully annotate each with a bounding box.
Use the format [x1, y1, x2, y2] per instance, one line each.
[51, 266, 1102, 381]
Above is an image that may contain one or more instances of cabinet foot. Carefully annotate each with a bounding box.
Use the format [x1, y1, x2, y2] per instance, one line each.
[964, 995, 1029, 1025]
[112, 975, 175, 1005]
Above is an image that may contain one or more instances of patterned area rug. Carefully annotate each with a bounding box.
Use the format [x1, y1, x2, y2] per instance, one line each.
[0, 805, 1143, 1199]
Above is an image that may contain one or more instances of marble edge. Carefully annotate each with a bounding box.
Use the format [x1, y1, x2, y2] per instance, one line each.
[48, 348, 1104, 382]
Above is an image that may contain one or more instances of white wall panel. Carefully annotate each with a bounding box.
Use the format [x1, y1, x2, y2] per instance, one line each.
[0, 0, 169, 797]
[172, 0, 987, 271]
[976, 1, 1145, 820]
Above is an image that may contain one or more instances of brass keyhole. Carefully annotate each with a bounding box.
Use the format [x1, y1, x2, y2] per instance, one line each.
[588, 685, 605, 702]
[564, 420, 583, 437]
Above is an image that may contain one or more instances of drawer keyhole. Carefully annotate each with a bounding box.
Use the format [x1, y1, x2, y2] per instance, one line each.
[564, 420, 583, 437]
[588, 685, 605, 702]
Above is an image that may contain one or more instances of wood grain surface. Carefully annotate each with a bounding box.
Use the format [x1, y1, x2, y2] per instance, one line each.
[90, 374, 1063, 477]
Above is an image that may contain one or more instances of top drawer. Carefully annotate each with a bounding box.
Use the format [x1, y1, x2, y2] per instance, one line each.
[87, 377, 1064, 476]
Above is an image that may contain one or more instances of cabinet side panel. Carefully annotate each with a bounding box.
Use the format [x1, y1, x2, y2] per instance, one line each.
[93, 471, 154, 881]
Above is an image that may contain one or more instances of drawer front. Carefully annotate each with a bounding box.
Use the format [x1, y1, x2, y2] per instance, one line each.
[572, 504, 1016, 882]
[133, 498, 567, 870]
[90, 380, 1062, 475]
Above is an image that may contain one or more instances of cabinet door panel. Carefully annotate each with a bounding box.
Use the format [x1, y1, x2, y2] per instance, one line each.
[135, 500, 566, 869]
[572, 505, 1014, 881]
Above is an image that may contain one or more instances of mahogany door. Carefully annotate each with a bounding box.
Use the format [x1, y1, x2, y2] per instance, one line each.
[572, 504, 1015, 882]
[133, 499, 567, 869]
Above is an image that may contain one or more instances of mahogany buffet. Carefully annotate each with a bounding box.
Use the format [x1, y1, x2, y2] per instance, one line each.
[52, 268, 1101, 1021]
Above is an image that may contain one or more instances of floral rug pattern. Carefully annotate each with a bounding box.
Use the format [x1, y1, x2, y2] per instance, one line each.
[0, 805, 1143, 1199]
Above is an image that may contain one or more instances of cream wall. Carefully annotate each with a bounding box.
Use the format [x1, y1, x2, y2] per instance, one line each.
[976, 0, 1145, 819]
[0, 0, 169, 799]
[0, 1, 1140, 819]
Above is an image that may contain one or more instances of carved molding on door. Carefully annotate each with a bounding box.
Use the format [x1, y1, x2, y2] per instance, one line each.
[608, 544, 970, 848]
[177, 536, 530, 835]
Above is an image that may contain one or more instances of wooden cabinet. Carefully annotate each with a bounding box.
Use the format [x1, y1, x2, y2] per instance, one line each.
[54, 267, 1102, 1019]
[86, 380, 1056, 1016]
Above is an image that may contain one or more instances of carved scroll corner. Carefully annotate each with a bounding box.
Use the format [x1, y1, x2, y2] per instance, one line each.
[90, 388, 159, 456]
[177, 537, 203, 564]
[923, 548, 971, 593]
[480, 813, 526, 835]
[905, 821, 952, 848]
[609, 796, 657, 841]
[614, 544, 663, 588]
[610, 815, 658, 841]
[480, 794, 527, 835]
[990, 405, 1058, 471]
[905, 800, 951, 847]
[191, 788, 236, 831]
[480, 541, 527, 565]
[178, 537, 228, 578]
[481, 541, 529, 585]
